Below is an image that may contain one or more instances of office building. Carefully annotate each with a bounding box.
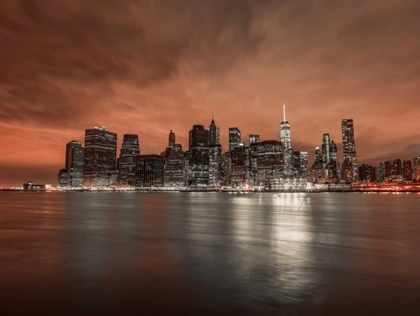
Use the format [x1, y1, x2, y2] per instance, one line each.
[342, 119, 358, 182]
[413, 157, 420, 181]
[168, 130, 176, 147]
[377, 163, 385, 182]
[58, 140, 84, 187]
[292, 151, 309, 179]
[135, 154, 164, 187]
[188, 125, 210, 186]
[163, 143, 185, 187]
[359, 164, 376, 182]
[250, 140, 283, 189]
[403, 160, 413, 181]
[229, 127, 241, 151]
[209, 118, 220, 146]
[83, 126, 118, 186]
[230, 145, 251, 186]
[118, 134, 140, 186]
[280, 105, 292, 178]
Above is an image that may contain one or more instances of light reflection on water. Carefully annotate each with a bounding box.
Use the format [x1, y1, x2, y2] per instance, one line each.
[0, 192, 420, 315]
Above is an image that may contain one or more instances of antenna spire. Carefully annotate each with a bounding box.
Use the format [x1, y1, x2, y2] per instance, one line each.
[283, 104, 286, 122]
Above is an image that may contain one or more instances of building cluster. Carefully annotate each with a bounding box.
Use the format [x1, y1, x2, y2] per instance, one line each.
[358, 157, 420, 184]
[57, 107, 420, 189]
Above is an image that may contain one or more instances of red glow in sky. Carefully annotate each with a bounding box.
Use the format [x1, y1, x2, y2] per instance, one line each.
[0, 1, 419, 186]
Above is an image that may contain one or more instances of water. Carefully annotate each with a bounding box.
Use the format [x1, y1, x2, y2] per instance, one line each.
[0, 192, 419, 315]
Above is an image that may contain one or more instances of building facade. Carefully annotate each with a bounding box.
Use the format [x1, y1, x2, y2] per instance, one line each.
[188, 125, 210, 186]
[229, 127, 241, 151]
[58, 140, 84, 187]
[342, 119, 358, 182]
[83, 126, 118, 186]
[280, 105, 292, 178]
[413, 157, 420, 181]
[135, 154, 165, 187]
[118, 134, 140, 186]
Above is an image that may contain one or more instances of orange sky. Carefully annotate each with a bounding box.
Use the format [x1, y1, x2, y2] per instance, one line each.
[0, 0, 419, 186]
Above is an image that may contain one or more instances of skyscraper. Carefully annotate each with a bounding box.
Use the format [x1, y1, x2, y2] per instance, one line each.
[188, 125, 210, 185]
[329, 139, 339, 180]
[57, 140, 84, 187]
[135, 154, 165, 187]
[229, 127, 241, 151]
[209, 119, 220, 146]
[321, 133, 330, 175]
[83, 126, 118, 186]
[292, 151, 309, 179]
[118, 134, 140, 186]
[280, 105, 292, 178]
[403, 160, 413, 181]
[168, 130, 175, 147]
[250, 140, 284, 190]
[163, 130, 185, 187]
[66, 140, 84, 187]
[413, 157, 420, 181]
[342, 119, 358, 182]
[208, 118, 222, 186]
[377, 163, 385, 182]
[359, 164, 376, 182]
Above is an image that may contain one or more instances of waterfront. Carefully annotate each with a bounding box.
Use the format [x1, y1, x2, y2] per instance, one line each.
[0, 192, 419, 315]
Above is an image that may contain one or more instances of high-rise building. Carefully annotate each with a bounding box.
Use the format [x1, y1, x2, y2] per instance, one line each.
[168, 130, 176, 147]
[377, 163, 385, 182]
[403, 160, 413, 181]
[188, 125, 210, 186]
[280, 105, 292, 178]
[413, 157, 420, 181]
[310, 147, 324, 183]
[230, 146, 251, 186]
[163, 142, 185, 187]
[83, 126, 118, 186]
[59, 140, 84, 187]
[384, 159, 402, 181]
[292, 151, 309, 179]
[249, 134, 260, 144]
[329, 139, 339, 180]
[229, 127, 241, 151]
[209, 144, 222, 186]
[208, 118, 222, 186]
[118, 134, 140, 186]
[321, 133, 331, 177]
[209, 119, 220, 146]
[135, 154, 164, 187]
[250, 140, 283, 190]
[359, 164, 376, 182]
[57, 169, 69, 188]
[342, 119, 358, 182]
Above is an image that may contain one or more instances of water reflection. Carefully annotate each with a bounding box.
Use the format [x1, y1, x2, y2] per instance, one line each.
[1, 192, 420, 315]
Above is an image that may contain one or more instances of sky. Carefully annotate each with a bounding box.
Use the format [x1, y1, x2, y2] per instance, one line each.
[0, 0, 419, 186]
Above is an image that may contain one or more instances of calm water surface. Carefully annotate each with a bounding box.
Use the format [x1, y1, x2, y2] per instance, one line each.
[0, 192, 419, 315]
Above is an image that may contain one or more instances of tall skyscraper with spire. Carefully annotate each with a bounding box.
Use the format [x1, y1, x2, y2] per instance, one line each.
[209, 117, 222, 186]
[209, 116, 220, 146]
[280, 105, 292, 178]
[342, 119, 358, 182]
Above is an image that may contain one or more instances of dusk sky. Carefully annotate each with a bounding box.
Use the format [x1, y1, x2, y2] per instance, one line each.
[0, 0, 419, 186]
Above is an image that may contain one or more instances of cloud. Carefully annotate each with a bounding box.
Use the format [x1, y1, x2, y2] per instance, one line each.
[0, 0, 420, 185]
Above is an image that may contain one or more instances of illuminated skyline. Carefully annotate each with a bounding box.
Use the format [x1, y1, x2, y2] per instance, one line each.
[1, 1, 420, 186]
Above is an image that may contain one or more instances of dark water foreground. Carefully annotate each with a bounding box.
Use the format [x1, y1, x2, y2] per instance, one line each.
[0, 192, 419, 315]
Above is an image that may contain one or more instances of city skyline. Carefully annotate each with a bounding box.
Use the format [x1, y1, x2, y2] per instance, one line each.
[1, 1, 420, 186]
